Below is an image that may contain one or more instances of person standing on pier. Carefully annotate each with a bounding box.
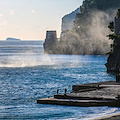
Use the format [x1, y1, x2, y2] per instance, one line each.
[65, 88, 67, 94]
[57, 89, 59, 94]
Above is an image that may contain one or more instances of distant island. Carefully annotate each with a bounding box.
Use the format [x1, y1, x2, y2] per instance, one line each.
[6, 37, 21, 41]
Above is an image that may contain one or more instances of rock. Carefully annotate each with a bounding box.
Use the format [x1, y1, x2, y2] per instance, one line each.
[6, 37, 21, 41]
[106, 9, 120, 72]
[61, 8, 80, 32]
[37, 81, 120, 107]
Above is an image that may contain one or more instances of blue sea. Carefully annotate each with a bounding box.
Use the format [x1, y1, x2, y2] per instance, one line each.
[0, 40, 119, 120]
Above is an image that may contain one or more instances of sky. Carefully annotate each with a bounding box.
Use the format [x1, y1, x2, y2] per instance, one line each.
[0, 0, 83, 40]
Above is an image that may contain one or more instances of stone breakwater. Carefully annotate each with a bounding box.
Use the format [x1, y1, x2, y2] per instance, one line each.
[37, 79, 120, 107]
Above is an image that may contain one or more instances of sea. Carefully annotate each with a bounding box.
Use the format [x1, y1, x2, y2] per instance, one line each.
[0, 40, 119, 120]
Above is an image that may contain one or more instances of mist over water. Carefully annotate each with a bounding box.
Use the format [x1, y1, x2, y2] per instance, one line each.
[0, 54, 55, 67]
[0, 41, 55, 67]
[0, 41, 84, 68]
[0, 40, 119, 119]
[61, 9, 117, 55]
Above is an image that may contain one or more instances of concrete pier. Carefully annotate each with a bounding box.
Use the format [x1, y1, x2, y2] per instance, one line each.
[37, 97, 120, 107]
[37, 81, 120, 107]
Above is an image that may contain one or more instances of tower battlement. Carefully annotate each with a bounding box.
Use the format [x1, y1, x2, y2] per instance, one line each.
[43, 31, 58, 54]
[45, 31, 57, 43]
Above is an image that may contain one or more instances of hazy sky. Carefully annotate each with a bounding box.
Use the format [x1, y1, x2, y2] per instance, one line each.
[0, 0, 83, 40]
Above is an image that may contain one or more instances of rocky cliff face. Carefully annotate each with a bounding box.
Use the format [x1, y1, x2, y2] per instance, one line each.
[61, 8, 80, 32]
[106, 9, 120, 72]
[44, 0, 120, 55]
[60, 0, 120, 55]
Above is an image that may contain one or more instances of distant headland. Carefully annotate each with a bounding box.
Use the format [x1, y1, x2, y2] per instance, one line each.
[6, 37, 21, 41]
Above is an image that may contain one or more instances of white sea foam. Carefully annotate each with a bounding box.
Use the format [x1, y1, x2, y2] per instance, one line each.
[63, 108, 118, 120]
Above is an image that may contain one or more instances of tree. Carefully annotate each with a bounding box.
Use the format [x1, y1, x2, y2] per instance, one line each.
[107, 8, 120, 54]
[116, 8, 120, 17]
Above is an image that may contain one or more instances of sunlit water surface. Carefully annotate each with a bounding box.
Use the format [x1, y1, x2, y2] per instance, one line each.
[0, 40, 119, 119]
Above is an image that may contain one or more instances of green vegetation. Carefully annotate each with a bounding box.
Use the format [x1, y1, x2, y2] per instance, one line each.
[79, 0, 120, 15]
[107, 8, 120, 54]
[60, 0, 120, 55]
[74, 0, 120, 31]
[107, 34, 116, 40]
[74, 0, 120, 54]
[116, 8, 120, 17]
[106, 8, 120, 72]
[107, 24, 116, 53]
[108, 22, 114, 32]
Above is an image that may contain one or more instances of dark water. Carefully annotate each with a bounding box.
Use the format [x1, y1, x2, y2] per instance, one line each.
[0, 40, 119, 119]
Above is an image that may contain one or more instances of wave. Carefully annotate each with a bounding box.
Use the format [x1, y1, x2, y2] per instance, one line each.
[63, 107, 118, 120]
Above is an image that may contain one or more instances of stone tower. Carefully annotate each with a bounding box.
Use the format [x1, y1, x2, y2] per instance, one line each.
[45, 31, 57, 43]
[43, 31, 58, 54]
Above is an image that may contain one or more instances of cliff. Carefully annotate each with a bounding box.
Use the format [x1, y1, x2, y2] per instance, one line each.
[61, 8, 80, 32]
[44, 0, 120, 55]
[106, 9, 120, 72]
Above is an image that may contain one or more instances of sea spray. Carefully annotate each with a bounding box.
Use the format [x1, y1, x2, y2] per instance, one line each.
[0, 54, 55, 67]
[59, 9, 118, 55]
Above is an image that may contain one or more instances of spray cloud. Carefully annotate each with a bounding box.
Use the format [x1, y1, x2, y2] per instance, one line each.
[59, 9, 117, 55]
